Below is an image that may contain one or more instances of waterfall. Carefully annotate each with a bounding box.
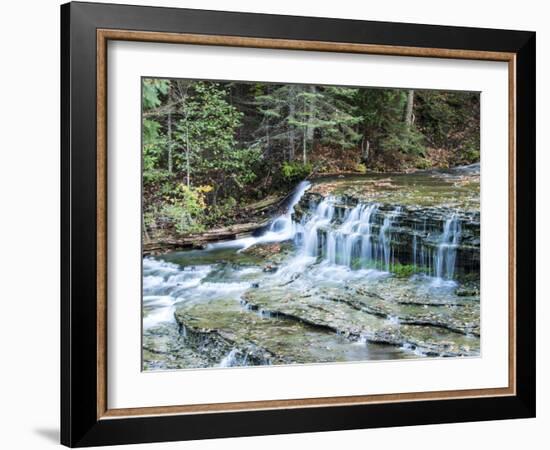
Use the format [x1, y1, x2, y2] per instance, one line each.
[291, 193, 463, 280]
[302, 197, 335, 257]
[412, 233, 417, 267]
[315, 202, 381, 267]
[206, 181, 311, 251]
[207, 180, 463, 280]
[358, 204, 379, 265]
[295, 199, 405, 272]
[268, 180, 311, 236]
[377, 207, 401, 271]
[434, 215, 461, 280]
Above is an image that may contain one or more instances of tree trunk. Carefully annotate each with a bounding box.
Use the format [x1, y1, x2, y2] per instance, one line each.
[306, 86, 316, 143]
[212, 183, 219, 206]
[303, 126, 307, 165]
[167, 111, 173, 173]
[362, 137, 370, 163]
[265, 121, 270, 154]
[404, 89, 415, 129]
[142, 213, 150, 243]
[288, 87, 296, 161]
[177, 82, 191, 186]
[303, 86, 316, 165]
[185, 120, 190, 187]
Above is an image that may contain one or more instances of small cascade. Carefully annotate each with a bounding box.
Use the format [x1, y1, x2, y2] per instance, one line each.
[296, 199, 405, 272]
[321, 203, 380, 266]
[142, 258, 200, 329]
[268, 180, 311, 236]
[219, 348, 246, 367]
[206, 181, 311, 251]
[377, 207, 401, 271]
[302, 197, 335, 257]
[434, 215, 461, 280]
[412, 234, 417, 267]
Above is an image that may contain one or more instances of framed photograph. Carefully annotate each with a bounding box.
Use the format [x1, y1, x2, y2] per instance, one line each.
[61, 1, 536, 447]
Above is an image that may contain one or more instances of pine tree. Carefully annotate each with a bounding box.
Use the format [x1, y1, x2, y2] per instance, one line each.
[255, 84, 361, 164]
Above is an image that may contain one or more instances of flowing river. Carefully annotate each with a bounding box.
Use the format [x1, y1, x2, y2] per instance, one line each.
[143, 167, 480, 370]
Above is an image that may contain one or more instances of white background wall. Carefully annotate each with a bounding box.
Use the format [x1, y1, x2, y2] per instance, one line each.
[0, 0, 545, 448]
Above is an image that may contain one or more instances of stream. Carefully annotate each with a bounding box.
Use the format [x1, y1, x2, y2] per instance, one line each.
[143, 166, 480, 370]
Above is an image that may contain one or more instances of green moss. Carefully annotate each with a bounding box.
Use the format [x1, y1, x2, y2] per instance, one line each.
[351, 259, 380, 270]
[391, 263, 421, 278]
[350, 259, 423, 277]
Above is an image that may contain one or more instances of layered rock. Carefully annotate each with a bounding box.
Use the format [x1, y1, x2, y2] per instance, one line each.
[295, 192, 480, 280]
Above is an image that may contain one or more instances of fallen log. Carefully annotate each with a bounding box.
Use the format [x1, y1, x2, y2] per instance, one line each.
[143, 220, 269, 255]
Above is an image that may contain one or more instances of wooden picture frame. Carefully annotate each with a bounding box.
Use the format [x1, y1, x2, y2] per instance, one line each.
[61, 1, 535, 447]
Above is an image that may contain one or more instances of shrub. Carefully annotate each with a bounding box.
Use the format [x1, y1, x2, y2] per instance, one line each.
[158, 183, 211, 235]
[414, 158, 432, 170]
[355, 163, 367, 173]
[462, 147, 480, 163]
[281, 161, 312, 183]
[160, 203, 204, 234]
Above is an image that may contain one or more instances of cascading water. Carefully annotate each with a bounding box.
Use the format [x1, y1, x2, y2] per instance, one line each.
[269, 180, 311, 234]
[292, 195, 462, 280]
[358, 204, 380, 264]
[302, 197, 335, 257]
[434, 215, 461, 280]
[219, 348, 248, 368]
[199, 180, 462, 280]
[297, 200, 405, 272]
[377, 207, 401, 271]
[206, 181, 311, 251]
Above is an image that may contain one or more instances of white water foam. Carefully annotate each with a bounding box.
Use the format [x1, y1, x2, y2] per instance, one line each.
[143, 295, 177, 329]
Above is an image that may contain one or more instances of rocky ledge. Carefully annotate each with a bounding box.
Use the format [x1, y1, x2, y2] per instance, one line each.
[295, 192, 480, 279]
[167, 259, 480, 369]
